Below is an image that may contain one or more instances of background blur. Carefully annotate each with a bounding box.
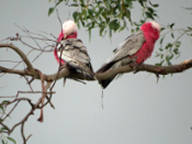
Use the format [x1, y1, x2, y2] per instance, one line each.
[0, 0, 192, 144]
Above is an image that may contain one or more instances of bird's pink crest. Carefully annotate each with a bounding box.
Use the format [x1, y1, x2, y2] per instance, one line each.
[62, 20, 78, 38]
[140, 21, 160, 41]
[150, 21, 161, 32]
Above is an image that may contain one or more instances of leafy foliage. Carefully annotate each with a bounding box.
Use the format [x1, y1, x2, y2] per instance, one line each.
[0, 135, 17, 144]
[47, 0, 192, 66]
[48, 0, 159, 36]
[0, 100, 8, 114]
[48, 0, 192, 65]
[155, 24, 192, 66]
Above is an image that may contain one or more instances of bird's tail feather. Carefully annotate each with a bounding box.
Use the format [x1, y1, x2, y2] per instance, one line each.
[97, 62, 116, 89]
[98, 76, 115, 89]
[97, 61, 114, 73]
[68, 64, 94, 80]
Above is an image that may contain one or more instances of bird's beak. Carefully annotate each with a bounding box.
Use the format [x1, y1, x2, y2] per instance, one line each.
[57, 31, 65, 42]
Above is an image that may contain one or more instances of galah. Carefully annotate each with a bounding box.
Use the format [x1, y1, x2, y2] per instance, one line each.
[97, 21, 160, 88]
[54, 20, 94, 80]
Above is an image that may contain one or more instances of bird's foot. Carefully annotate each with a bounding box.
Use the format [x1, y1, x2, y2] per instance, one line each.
[58, 63, 68, 71]
[130, 62, 140, 73]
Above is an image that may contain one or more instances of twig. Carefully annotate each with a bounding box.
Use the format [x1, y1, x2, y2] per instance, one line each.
[55, 5, 63, 32]
[0, 60, 21, 63]
[21, 122, 26, 144]
[23, 76, 34, 91]
[2, 101, 20, 121]
[37, 70, 46, 122]
[0, 96, 17, 98]
[0, 44, 34, 72]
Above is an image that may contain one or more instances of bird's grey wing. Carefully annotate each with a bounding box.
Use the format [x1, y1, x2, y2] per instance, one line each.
[57, 38, 93, 75]
[110, 31, 145, 63]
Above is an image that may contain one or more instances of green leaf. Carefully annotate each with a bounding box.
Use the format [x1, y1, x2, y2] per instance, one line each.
[171, 33, 175, 38]
[48, 7, 55, 16]
[152, 4, 159, 7]
[145, 11, 154, 19]
[2, 139, 7, 144]
[138, 0, 145, 7]
[169, 23, 175, 29]
[173, 48, 179, 55]
[155, 60, 165, 66]
[160, 54, 164, 59]
[1, 100, 9, 105]
[159, 37, 164, 44]
[165, 54, 173, 65]
[147, 7, 155, 13]
[149, 1, 159, 8]
[71, 3, 79, 7]
[165, 43, 173, 49]
[56, 0, 64, 6]
[0, 127, 8, 133]
[99, 26, 105, 36]
[175, 41, 181, 48]
[109, 19, 120, 31]
[160, 27, 165, 32]
[7, 137, 17, 144]
[79, 0, 85, 7]
[125, 9, 131, 20]
[0, 104, 4, 111]
[187, 26, 192, 30]
[88, 9, 94, 16]
[73, 12, 79, 23]
[159, 48, 163, 51]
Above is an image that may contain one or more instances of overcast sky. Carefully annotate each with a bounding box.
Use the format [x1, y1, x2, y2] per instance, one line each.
[1, 0, 192, 144]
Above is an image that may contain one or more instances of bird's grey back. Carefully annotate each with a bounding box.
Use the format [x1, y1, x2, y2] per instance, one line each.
[58, 38, 91, 66]
[110, 30, 145, 63]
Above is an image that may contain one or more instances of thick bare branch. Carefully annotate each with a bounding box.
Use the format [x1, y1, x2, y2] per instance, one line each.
[136, 59, 192, 74]
[1, 43, 192, 82]
[0, 65, 26, 75]
[0, 64, 91, 81]
[96, 59, 192, 80]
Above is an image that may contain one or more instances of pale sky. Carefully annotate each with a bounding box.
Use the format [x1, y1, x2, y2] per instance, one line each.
[0, 0, 192, 144]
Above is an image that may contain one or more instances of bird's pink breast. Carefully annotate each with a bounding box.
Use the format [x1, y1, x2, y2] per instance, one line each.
[134, 22, 159, 64]
[133, 42, 154, 64]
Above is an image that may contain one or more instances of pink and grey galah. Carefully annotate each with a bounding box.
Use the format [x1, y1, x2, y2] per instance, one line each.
[54, 20, 94, 80]
[97, 21, 161, 88]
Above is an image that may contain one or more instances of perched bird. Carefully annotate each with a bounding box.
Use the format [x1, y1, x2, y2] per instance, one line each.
[54, 20, 94, 80]
[97, 21, 160, 88]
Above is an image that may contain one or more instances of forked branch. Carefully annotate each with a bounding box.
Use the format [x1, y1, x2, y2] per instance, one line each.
[0, 39, 192, 144]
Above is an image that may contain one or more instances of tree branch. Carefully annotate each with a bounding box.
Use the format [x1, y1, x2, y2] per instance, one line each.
[0, 27, 192, 144]
[1, 43, 192, 83]
[0, 63, 91, 81]
[137, 59, 192, 74]
[95, 59, 192, 80]
[0, 44, 34, 71]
